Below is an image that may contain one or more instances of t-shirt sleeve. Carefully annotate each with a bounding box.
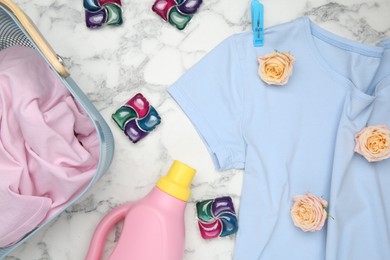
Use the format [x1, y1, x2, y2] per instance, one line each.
[168, 35, 246, 171]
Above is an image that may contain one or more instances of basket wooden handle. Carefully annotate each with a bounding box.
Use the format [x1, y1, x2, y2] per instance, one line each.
[0, 0, 70, 77]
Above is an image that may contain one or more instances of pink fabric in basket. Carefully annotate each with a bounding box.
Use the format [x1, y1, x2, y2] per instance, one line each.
[0, 46, 99, 247]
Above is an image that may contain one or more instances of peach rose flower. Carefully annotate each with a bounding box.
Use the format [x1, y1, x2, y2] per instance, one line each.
[354, 125, 390, 162]
[257, 51, 295, 85]
[290, 193, 328, 232]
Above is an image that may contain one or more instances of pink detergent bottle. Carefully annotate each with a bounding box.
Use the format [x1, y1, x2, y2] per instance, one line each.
[85, 160, 196, 260]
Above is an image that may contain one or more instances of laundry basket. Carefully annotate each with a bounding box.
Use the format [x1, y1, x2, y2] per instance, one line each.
[0, 0, 114, 258]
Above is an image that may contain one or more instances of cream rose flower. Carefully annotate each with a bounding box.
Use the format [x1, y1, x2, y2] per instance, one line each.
[257, 51, 295, 85]
[290, 193, 328, 232]
[354, 125, 390, 162]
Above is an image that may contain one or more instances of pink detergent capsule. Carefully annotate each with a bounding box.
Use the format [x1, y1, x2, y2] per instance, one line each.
[98, 0, 122, 6]
[152, 0, 176, 21]
[126, 93, 150, 118]
[198, 219, 222, 239]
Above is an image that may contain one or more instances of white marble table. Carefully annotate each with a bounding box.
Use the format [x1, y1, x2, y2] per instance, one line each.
[6, 0, 390, 259]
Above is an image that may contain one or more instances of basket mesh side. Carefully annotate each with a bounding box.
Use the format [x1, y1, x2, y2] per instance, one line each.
[0, 7, 114, 259]
[0, 8, 34, 51]
[0, 8, 36, 258]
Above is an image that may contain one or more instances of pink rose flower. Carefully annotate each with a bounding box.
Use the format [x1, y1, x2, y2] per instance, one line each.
[290, 193, 328, 232]
[257, 51, 295, 85]
[354, 125, 390, 162]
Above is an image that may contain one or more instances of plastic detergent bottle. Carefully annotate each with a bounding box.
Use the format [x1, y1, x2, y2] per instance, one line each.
[85, 160, 196, 260]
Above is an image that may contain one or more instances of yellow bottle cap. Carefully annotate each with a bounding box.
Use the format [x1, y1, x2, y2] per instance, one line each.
[156, 160, 196, 202]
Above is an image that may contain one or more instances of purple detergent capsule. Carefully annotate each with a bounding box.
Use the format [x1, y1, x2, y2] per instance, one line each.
[196, 196, 238, 239]
[212, 196, 236, 216]
[112, 93, 161, 143]
[124, 119, 149, 143]
[177, 0, 203, 15]
[85, 9, 107, 28]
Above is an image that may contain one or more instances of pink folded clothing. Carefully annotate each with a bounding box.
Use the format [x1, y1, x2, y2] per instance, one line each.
[0, 46, 99, 248]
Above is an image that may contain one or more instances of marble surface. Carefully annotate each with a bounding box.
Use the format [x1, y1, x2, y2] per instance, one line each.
[5, 0, 390, 259]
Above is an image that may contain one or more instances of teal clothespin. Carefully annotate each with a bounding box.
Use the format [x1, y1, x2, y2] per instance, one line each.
[251, 0, 264, 47]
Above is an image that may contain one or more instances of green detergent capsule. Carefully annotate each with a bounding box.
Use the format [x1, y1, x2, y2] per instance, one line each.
[112, 106, 137, 130]
[105, 3, 123, 25]
[168, 7, 192, 30]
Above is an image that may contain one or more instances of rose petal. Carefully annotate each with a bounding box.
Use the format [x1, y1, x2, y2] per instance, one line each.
[354, 125, 390, 162]
[291, 193, 328, 232]
[257, 51, 295, 86]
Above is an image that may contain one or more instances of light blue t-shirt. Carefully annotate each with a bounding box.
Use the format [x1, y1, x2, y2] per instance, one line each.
[169, 17, 390, 260]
